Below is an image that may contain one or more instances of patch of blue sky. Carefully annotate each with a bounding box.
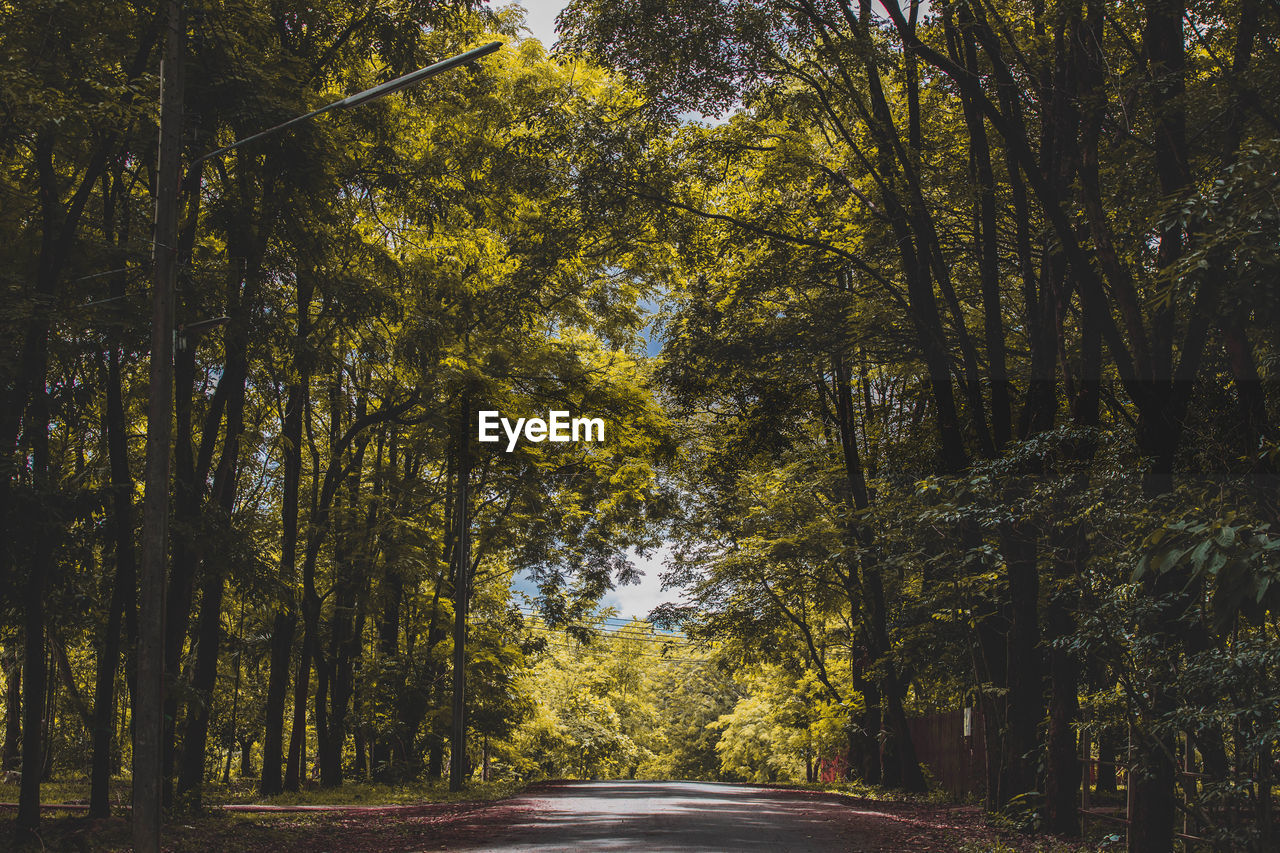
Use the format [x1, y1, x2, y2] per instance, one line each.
[511, 544, 683, 622]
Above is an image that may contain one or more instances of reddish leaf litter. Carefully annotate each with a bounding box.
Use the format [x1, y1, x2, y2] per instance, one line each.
[0, 784, 1081, 852]
[751, 787, 1065, 852]
[177, 798, 542, 853]
[0, 797, 538, 852]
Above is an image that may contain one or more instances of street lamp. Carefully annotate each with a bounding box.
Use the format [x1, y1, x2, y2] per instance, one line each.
[134, 9, 499, 848]
[189, 41, 502, 167]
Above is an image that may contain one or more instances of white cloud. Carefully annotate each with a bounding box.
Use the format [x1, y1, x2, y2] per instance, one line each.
[603, 544, 685, 621]
[510, 544, 687, 622]
[511, 0, 569, 48]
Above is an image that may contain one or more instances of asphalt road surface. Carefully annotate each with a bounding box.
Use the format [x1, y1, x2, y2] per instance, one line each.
[454, 780, 891, 852]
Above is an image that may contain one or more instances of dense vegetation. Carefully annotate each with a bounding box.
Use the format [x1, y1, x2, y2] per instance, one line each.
[2, 1, 1279, 851]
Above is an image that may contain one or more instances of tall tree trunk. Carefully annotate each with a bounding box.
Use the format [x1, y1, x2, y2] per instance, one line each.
[239, 737, 254, 778]
[832, 354, 924, 791]
[283, 448, 313, 793]
[1130, 4, 1190, 849]
[90, 346, 138, 818]
[158, 171, 211, 810]
[1223, 317, 1270, 461]
[1095, 730, 1119, 794]
[262, 263, 314, 793]
[16, 585, 45, 832]
[312, 650, 330, 787]
[3, 648, 19, 771]
[41, 654, 57, 781]
[291, 368, 355, 789]
[425, 435, 453, 784]
[176, 315, 250, 806]
[284, 595, 312, 792]
[1042, 270, 1103, 835]
[17, 393, 51, 832]
[90, 158, 140, 820]
[815, 4, 970, 476]
[289, 374, 402, 787]
[323, 627, 355, 787]
[974, 608, 1011, 810]
[10, 126, 110, 833]
[353, 726, 368, 779]
[1042, 537, 1083, 835]
[850, 676, 881, 785]
[423, 582, 450, 783]
[223, 603, 246, 784]
[373, 563, 402, 782]
[952, 6, 1010, 451]
[349, 568, 371, 782]
[319, 437, 367, 788]
[999, 521, 1043, 804]
[449, 394, 473, 791]
[261, 376, 306, 794]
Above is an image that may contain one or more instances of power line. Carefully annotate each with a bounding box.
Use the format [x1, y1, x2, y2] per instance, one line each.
[512, 605, 671, 623]
[537, 633, 697, 647]
[523, 623, 697, 645]
[527, 630, 701, 650]
[513, 607, 687, 637]
[533, 637, 712, 663]
[516, 611, 660, 626]
[522, 622, 697, 645]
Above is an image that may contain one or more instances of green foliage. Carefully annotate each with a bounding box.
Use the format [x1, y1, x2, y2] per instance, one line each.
[507, 613, 772, 783]
[3, 0, 1280, 849]
[1136, 513, 1280, 633]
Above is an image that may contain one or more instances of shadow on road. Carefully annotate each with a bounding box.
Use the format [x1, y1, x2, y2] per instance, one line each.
[458, 780, 881, 852]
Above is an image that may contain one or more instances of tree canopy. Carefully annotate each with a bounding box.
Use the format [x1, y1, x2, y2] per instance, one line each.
[3, 1, 1280, 851]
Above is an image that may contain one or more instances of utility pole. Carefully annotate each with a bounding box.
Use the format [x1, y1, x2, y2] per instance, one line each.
[130, 29, 498, 842]
[135, 0, 183, 849]
[449, 395, 472, 791]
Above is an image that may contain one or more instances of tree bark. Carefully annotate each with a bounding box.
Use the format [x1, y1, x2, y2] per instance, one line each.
[1129, 5, 1190, 848]
[3, 647, 19, 771]
[285, 588, 314, 792]
[850, 678, 881, 785]
[1000, 521, 1043, 804]
[90, 159, 140, 819]
[88, 406, 135, 815]
[449, 394, 473, 791]
[1043, 551, 1082, 835]
[261, 375, 306, 794]
[318, 430, 368, 788]
[16, 560, 46, 832]
[16, 363, 54, 832]
[223, 604, 246, 784]
[832, 355, 924, 791]
[176, 313, 250, 806]
[239, 737, 254, 778]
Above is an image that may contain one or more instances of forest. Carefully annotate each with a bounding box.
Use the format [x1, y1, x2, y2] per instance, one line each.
[1, 0, 1278, 851]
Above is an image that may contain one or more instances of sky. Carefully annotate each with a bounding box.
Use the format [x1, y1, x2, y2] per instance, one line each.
[607, 545, 678, 620]
[511, 0, 730, 126]
[504, 3, 683, 622]
[513, 0, 930, 48]
[514, 0, 569, 48]
[513, 546, 681, 622]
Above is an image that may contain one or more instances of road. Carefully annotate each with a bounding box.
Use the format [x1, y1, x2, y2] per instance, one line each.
[0, 778, 1004, 851]
[452, 780, 895, 852]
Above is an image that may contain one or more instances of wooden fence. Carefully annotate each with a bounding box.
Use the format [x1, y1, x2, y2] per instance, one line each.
[817, 707, 987, 796]
[907, 707, 987, 799]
